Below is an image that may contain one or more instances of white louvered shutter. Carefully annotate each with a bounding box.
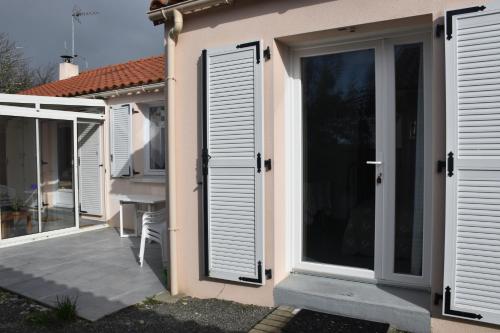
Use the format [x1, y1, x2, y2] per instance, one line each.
[202, 41, 264, 284]
[443, 2, 500, 325]
[110, 104, 131, 177]
[78, 122, 102, 215]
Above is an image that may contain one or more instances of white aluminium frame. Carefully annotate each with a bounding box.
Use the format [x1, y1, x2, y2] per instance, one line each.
[0, 94, 105, 246]
[143, 103, 166, 176]
[287, 31, 432, 288]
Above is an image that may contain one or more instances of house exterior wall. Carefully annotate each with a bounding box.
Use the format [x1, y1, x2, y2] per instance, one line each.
[102, 92, 166, 230]
[165, 0, 499, 331]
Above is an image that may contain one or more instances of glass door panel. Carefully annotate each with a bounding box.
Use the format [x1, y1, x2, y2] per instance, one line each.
[393, 43, 425, 276]
[0, 116, 39, 239]
[301, 49, 376, 270]
[39, 119, 76, 232]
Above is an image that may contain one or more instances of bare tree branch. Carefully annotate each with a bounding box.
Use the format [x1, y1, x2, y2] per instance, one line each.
[0, 33, 57, 93]
[32, 63, 57, 86]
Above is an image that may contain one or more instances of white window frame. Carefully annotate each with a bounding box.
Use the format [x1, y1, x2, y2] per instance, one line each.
[143, 103, 166, 176]
[286, 31, 433, 288]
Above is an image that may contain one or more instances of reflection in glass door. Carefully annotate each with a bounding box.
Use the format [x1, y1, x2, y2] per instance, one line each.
[301, 48, 377, 270]
[294, 35, 430, 286]
[39, 119, 76, 232]
[0, 116, 39, 239]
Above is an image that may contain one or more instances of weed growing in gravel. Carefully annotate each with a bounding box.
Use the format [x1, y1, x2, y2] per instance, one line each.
[162, 268, 168, 286]
[142, 296, 162, 306]
[25, 295, 78, 328]
[55, 295, 78, 321]
[25, 310, 57, 327]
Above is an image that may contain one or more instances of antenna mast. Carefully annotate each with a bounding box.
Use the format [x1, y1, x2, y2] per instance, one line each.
[71, 5, 98, 58]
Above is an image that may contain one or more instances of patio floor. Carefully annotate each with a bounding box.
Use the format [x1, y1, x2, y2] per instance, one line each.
[0, 227, 166, 321]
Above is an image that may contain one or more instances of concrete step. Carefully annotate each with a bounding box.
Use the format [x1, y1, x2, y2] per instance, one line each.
[274, 274, 430, 333]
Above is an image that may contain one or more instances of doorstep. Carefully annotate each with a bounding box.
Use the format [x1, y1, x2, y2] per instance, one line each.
[274, 273, 430, 333]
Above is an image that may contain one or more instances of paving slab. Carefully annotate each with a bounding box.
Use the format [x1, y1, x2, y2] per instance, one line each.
[0, 227, 166, 321]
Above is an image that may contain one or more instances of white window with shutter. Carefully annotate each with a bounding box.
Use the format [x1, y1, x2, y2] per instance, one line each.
[202, 41, 265, 284]
[110, 104, 132, 178]
[444, 2, 500, 325]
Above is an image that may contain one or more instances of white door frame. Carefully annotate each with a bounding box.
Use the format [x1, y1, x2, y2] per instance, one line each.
[289, 39, 384, 281]
[287, 32, 432, 287]
[381, 33, 433, 287]
[0, 102, 105, 245]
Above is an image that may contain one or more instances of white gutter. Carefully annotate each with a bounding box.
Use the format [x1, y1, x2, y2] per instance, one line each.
[148, 0, 233, 24]
[165, 8, 183, 296]
[79, 82, 165, 99]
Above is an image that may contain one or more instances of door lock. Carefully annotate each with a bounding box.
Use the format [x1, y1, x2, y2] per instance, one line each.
[377, 173, 382, 184]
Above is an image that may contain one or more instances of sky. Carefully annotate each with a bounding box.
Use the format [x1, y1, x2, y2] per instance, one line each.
[0, 0, 164, 71]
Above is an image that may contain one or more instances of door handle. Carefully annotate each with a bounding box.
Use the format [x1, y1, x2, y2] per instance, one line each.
[366, 161, 382, 165]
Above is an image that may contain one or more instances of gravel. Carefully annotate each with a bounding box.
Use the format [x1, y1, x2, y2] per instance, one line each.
[0, 289, 273, 333]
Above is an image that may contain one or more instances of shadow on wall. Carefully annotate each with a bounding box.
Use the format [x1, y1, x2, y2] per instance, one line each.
[107, 143, 166, 229]
[183, 0, 338, 32]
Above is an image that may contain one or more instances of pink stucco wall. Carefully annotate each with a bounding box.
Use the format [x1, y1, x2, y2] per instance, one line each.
[164, 0, 499, 331]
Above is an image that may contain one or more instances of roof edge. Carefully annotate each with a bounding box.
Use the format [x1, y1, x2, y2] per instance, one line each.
[148, 0, 234, 25]
[79, 82, 165, 99]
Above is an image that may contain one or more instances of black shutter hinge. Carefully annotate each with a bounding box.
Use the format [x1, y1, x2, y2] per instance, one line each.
[202, 148, 210, 176]
[239, 261, 263, 284]
[257, 153, 262, 173]
[132, 109, 140, 114]
[133, 169, 140, 176]
[437, 160, 446, 173]
[263, 46, 271, 61]
[447, 152, 454, 177]
[264, 159, 272, 172]
[265, 269, 272, 280]
[237, 41, 261, 64]
[435, 24, 444, 38]
[434, 292, 443, 305]
[444, 286, 482, 320]
[446, 6, 486, 40]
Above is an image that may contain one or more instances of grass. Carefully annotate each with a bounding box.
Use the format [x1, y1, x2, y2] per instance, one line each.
[25, 295, 78, 328]
[142, 296, 162, 306]
[54, 295, 78, 321]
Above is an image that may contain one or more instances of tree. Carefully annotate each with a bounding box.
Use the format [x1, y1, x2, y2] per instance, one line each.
[31, 62, 57, 86]
[0, 33, 32, 93]
[0, 33, 56, 93]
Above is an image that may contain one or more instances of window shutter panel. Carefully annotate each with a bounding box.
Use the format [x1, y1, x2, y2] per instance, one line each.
[202, 41, 264, 284]
[444, 3, 500, 325]
[110, 104, 131, 177]
[78, 122, 102, 215]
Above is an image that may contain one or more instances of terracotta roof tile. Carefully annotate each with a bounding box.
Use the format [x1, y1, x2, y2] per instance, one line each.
[20, 55, 164, 97]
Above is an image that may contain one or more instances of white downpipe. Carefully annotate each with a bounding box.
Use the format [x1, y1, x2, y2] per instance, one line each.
[166, 8, 183, 296]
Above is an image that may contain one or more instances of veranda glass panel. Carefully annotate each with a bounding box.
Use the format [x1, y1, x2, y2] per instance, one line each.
[393, 43, 424, 276]
[39, 119, 76, 232]
[0, 116, 39, 239]
[301, 49, 376, 270]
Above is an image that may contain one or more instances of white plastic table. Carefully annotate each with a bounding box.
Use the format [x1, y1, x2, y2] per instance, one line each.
[118, 194, 165, 238]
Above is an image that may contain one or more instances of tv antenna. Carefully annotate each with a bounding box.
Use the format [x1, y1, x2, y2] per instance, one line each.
[71, 5, 98, 59]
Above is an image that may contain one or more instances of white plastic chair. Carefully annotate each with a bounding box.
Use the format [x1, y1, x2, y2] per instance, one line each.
[139, 208, 166, 267]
